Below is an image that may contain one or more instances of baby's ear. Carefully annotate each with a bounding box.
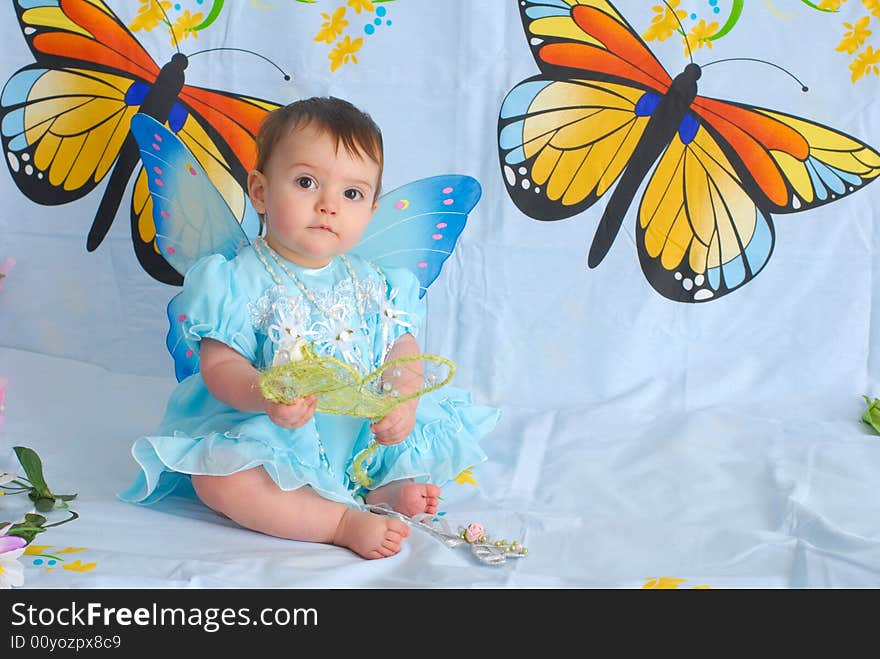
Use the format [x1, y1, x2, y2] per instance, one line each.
[247, 170, 267, 213]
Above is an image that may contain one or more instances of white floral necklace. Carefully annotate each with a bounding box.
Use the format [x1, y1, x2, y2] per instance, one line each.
[253, 236, 365, 321]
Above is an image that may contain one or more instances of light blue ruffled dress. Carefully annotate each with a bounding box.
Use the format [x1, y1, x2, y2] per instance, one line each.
[118, 244, 499, 508]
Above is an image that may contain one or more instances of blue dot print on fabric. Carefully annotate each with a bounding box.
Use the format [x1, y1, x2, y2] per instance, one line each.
[376, 6, 387, 17]
[365, 24, 375, 35]
[374, 18, 382, 26]
[33, 559, 43, 565]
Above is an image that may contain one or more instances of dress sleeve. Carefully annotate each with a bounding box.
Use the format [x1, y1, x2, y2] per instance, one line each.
[177, 254, 258, 362]
[381, 265, 426, 342]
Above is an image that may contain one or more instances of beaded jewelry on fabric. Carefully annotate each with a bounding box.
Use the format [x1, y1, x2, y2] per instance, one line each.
[364, 504, 529, 566]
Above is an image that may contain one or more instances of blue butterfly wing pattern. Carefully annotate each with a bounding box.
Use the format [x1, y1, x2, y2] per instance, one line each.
[353, 175, 482, 298]
[129, 114, 255, 274]
[130, 113, 256, 381]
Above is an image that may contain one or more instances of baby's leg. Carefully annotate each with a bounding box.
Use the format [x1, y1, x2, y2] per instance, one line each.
[192, 468, 410, 559]
[365, 479, 440, 517]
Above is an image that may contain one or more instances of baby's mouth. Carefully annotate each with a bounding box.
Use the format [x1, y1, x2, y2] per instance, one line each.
[310, 225, 337, 235]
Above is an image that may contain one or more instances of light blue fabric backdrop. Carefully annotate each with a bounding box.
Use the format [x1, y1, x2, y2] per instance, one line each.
[1, 0, 879, 588]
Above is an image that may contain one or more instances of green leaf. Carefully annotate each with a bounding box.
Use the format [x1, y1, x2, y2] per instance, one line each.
[57, 493, 78, 501]
[861, 396, 880, 434]
[13, 446, 52, 498]
[34, 497, 55, 512]
[6, 516, 48, 544]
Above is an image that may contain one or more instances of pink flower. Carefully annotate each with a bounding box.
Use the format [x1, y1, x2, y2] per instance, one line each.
[464, 523, 484, 543]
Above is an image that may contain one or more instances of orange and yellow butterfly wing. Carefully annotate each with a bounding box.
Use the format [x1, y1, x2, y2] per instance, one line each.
[13, 0, 159, 81]
[637, 124, 775, 302]
[499, 77, 653, 219]
[692, 97, 880, 212]
[637, 100, 880, 302]
[499, 1, 674, 220]
[1, 66, 140, 203]
[521, 0, 671, 91]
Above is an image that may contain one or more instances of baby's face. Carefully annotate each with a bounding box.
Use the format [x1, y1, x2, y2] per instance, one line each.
[250, 121, 380, 268]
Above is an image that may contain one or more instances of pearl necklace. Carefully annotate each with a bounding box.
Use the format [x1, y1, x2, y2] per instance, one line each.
[253, 236, 366, 322]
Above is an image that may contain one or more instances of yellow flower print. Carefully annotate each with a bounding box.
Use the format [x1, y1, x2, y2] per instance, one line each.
[682, 19, 718, 54]
[850, 44, 880, 81]
[169, 10, 203, 46]
[23, 545, 52, 556]
[820, 0, 847, 9]
[348, 0, 375, 14]
[837, 15, 872, 53]
[453, 468, 478, 486]
[62, 560, 97, 573]
[328, 35, 363, 71]
[643, 576, 712, 589]
[643, 576, 688, 589]
[643, 1, 686, 42]
[863, 0, 880, 19]
[315, 7, 349, 44]
[129, 0, 172, 33]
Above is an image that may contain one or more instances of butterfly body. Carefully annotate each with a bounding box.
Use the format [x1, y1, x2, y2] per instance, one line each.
[499, 1, 880, 303]
[89, 54, 189, 253]
[590, 62, 701, 268]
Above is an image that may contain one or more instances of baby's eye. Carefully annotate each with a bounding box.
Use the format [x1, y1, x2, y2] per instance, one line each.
[296, 176, 315, 189]
[344, 188, 364, 200]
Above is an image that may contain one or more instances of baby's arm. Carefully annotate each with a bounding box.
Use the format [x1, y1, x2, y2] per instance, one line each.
[200, 338, 316, 429]
[370, 333, 422, 445]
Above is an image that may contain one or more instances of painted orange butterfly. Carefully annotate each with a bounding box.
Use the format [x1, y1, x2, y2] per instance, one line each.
[0, 0, 281, 284]
[498, 0, 880, 302]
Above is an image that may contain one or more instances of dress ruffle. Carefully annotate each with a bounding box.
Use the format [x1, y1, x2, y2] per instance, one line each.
[353, 388, 498, 491]
[118, 386, 498, 508]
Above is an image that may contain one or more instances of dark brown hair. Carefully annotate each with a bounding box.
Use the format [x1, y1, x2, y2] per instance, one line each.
[254, 96, 384, 199]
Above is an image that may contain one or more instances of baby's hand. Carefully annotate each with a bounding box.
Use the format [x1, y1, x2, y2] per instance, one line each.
[265, 395, 317, 429]
[370, 400, 417, 445]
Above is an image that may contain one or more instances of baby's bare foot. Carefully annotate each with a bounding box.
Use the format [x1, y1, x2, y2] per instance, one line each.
[366, 480, 441, 517]
[332, 508, 410, 559]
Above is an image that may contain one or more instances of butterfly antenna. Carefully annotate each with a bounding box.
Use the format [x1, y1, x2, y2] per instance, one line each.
[156, 1, 181, 54]
[188, 48, 292, 81]
[701, 57, 809, 91]
[661, 0, 693, 64]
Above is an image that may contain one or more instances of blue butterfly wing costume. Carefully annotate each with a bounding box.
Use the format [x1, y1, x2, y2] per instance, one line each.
[119, 114, 499, 507]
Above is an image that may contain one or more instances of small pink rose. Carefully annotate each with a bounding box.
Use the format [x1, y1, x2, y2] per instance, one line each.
[464, 523, 484, 543]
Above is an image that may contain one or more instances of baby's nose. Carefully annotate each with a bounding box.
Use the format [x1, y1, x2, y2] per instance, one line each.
[318, 194, 337, 214]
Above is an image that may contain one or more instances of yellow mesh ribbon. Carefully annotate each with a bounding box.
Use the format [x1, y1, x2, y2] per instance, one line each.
[259, 343, 456, 420]
[260, 344, 456, 491]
